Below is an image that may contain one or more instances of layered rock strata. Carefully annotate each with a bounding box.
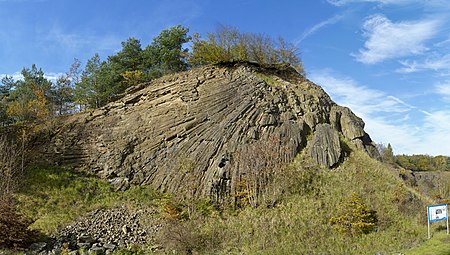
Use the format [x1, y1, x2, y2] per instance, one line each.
[31, 62, 378, 202]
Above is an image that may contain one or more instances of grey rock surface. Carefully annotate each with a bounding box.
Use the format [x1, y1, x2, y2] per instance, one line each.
[310, 124, 341, 167]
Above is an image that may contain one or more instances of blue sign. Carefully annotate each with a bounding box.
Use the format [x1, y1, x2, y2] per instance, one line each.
[428, 204, 448, 223]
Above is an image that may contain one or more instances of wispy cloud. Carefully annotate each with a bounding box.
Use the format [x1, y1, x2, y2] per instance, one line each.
[310, 69, 413, 114]
[44, 28, 121, 53]
[295, 13, 345, 44]
[397, 54, 450, 74]
[419, 109, 450, 155]
[435, 81, 450, 101]
[353, 14, 440, 64]
[434, 37, 450, 47]
[310, 69, 450, 155]
[327, 0, 447, 7]
[0, 0, 47, 2]
[328, 0, 412, 6]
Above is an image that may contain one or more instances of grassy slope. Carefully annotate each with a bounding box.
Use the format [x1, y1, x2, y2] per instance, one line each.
[15, 166, 162, 235]
[13, 143, 448, 254]
[188, 148, 445, 254]
[403, 231, 450, 255]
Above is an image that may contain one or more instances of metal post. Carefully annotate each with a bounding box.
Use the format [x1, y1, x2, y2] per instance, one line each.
[427, 207, 431, 239]
[447, 214, 449, 235]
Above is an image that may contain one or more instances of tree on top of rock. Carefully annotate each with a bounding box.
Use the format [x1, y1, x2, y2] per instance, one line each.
[143, 25, 191, 77]
[189, 26, 304, 74]
[74, 26, 191, 109]
[5, 65, 52, 122]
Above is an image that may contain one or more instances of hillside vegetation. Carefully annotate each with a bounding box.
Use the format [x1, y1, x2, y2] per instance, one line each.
[379, 143, 450, 172]
[169, 146, 436, 254]
[5, 140, 447, 254]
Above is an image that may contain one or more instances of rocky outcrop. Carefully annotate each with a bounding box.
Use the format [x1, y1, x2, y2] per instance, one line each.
[29, 62, 379, 203]
[330, 105, 379, 159]
[309, 124, 341, 167]
[399, 169, 450, 201]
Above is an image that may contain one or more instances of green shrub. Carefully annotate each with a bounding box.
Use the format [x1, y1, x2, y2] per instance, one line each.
[329, 192, 378, 236]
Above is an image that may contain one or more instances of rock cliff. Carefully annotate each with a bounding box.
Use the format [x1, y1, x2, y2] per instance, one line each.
[30, 62, 378, 202]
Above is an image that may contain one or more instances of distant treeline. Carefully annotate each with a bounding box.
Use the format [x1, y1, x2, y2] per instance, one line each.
[0, 26, 303, 126]
[378, 143, 450, 171]
[395, 154, 450, 172]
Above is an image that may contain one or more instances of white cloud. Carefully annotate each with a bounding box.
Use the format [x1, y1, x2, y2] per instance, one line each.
[362, 116, 421, 155]
[44, 72, 66, 82]
[44, 28, 121, 53]
[328, 0, 411, 6]
[295, 13, 345, 44]
[0, 0, 47, 2]
[0, 72, 23, 82]
[310, 69, 412, 115]
[397, 54, 450, 74]
[419, 110, 450, 155]
[435, 81, 450, 101]
[353, 14, 440, 64]
[310, 70, 450, 155]
[327, 0, 446, 6]
[1, 71, 65, 82]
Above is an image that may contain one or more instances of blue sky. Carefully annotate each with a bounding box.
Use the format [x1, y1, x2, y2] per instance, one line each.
[1, 0, 450, 155]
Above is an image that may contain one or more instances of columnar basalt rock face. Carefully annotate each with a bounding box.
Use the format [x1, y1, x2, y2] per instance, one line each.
[30, 62, 379, 202]
[309, 123, 341, 168]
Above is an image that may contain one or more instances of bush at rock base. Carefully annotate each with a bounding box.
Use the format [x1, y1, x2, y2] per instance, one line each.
[329, 192, 378, 236]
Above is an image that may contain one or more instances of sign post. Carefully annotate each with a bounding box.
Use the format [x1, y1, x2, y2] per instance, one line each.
[427, 204, 448, 239]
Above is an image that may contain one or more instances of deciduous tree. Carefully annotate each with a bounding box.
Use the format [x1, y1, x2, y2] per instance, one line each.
[190, 26, 304, 74]
[6, 65, 52, 122]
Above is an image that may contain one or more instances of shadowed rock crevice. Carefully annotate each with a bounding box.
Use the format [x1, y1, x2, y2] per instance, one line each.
[29, 62, 379, 202]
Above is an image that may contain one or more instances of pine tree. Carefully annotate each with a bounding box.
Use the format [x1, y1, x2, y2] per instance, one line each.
[382, 143, 395, 164]
[143, 25, 191, 77]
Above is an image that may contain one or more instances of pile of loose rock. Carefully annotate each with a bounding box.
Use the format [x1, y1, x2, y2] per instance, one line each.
[28, 206, 162, 254]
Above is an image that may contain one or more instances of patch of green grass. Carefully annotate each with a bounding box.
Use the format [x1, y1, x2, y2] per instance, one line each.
[15, 166, 161, 235]
[255, 73, 279, 87]
[403, 231, 450, 255]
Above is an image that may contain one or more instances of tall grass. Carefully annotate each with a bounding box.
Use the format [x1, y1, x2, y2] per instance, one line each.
[181, 148, 433, 254]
